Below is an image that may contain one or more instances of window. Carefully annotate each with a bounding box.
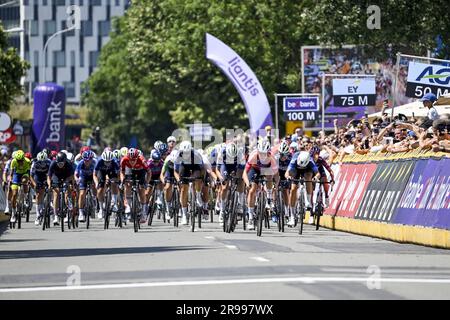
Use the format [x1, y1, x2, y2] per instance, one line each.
[53, 51, 66, 67]
[34, 51, 39, 65]
[44, 20, 56, 35]
[30, 20, 39, 36]
[64, 82, 75, 98]
[115, 0, 120, 6]
[98, 21, 110, 37]
[70, 51, 75, 66]
[89, 51, 99, 67]
[79, 52, 84, 67]
[55, 0, 66, 5]
[91, 0, 102, 5]
[81, 21, 93, 36]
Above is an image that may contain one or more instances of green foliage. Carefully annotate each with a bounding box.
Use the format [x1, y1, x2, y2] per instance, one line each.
[0, 25, 30, 112]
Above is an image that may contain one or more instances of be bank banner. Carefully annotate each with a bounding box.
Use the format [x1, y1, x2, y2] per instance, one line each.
[206, 33, 273, 133]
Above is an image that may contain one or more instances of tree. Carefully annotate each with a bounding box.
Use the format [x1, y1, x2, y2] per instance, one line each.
[0, 25, 30, 112]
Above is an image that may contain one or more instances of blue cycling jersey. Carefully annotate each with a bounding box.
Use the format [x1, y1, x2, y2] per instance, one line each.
[75, 159, 96, 178]
[95, 158, 119, 173]
[288, 152, 319, 173]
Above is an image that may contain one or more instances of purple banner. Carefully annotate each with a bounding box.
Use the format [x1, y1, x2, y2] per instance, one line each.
[392, 158, 450, 230]
[31, 83, 66, 155]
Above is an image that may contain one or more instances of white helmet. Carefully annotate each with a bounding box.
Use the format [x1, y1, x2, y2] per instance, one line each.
[297, 151, 310, 168]
[279, 141, 290, 155]
[154, 140, 163, 150]
[120, 147, 128, 157]
[180, 141, 192, 153]
[226, 143, 238, 158]
[66, 152, 75, 163]
[102, 150, 114, 162]
[257, 139, 271, 153]
[37, 151, 48, 161]
[319, 150, 330, 161]
[61, 150, 68, 155]
[167, 136, 176, 143]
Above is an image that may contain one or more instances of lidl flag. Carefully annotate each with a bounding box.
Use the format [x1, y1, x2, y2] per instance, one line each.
[206, 33, 273, 133]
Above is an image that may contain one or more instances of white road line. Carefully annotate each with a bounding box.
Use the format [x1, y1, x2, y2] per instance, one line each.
[1, 277, 450, 293]
[250, 257, 270, 262]
[204, 236, 215, 240]
[225, 245, 237, 249]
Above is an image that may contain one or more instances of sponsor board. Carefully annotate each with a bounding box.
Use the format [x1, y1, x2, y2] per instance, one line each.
[325, 163, 377, 218]
[354, 160, 415, 222]
[332, 78, 376, 107]
[406, 61, 450, 98]
[283, 96, 319, 121]
[392, 158, 450, 230]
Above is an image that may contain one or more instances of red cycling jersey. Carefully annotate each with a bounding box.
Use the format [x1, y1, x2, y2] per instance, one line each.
[120, 155, 148, 172]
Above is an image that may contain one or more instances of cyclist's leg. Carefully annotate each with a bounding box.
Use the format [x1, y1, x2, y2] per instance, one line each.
[10, 173, 22, 213]
[236, 167, 245, 214]
[137, 170, 148, 221]
[321, 174, 330, 207]
[96, 171, 106, 213]
[304, 171, 313, 209]
[246, 168, 259, 228]
[78, 177, 87, 221]
[178, 166, 189, 224]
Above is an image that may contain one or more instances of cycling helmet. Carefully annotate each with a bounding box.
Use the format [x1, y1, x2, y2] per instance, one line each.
[61, 150, 68, 155]
[279, 141, 290, 155]
[56, 152, 67, 163]
[67, 152, 75, 163]
[113, 149, 121, 160]
[80, 146, 90, 154]
[297, 151, 310, 168]
[15, 150, 25, 161]
[319, 150, 330, 161]
[158, 142, 168, 155]
[151, 150, 161, 161]
[310, 146, 320, 156]
[128, 148, 139, 159]
[101, 150, 114, 162]
[167, 136, 176, 143]
[42, 148, 50, 156]
[82, 150, 94, 161]
[50, 150, 58, 159]
[154, 140, 163, 150]
[24, 152, 32, 160]
[138, 149, 143, 157]
[120, 147, 128, 157]
[226, 143, 238, 158]
[37, 151, 48, 161]
[257, 139, 271, 153]
[103, 147, 112, 152]
[180, 141, 192, 153]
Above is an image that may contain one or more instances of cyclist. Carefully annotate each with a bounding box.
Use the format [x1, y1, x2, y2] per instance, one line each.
[199, 148, 218, 220]
[8, 150, 31, 224]
[94, 150, 120, 217]
[112, 149, 121, 162]
[146, 149, 164, 213]
[74, 146, 91, 166]
[274, 140, 292, 223]
[161, 148, 179, 221]
[310, 146, 334, 209]
[2, 151, 15, 214]
[216, 142, 246, 224]
[174, 141, 205, 225]
[120, 148, 149, 223]
[47, 152, 75, 225]
[167, 136, 177, 153]
[30, 151, 51, 225]
[242, 139, 279, 230]
[75, 150, 97, 222]
[285, 150, 321, 227]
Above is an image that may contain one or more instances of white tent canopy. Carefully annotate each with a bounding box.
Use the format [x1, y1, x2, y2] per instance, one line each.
[369, 94, 450, 119]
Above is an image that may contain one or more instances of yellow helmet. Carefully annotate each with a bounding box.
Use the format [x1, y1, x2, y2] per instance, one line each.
[15, 150, 25, 161]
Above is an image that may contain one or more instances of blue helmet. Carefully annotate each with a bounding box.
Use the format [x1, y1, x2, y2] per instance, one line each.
[82, 150, 94, 161]
[157, 142, 168, 155]
[151, 150, 161, 161]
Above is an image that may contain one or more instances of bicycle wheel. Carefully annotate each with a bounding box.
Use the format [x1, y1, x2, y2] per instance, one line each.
[25, 193, 31, 223]
[315, 195, 322, 231]
[197, 204, 202, 229]
[191, 205, 196, 232]
[256, 195, 264, 237]
[59, 193, 64, 232]
[132, 191, 139, 233]
[104, 189, 111, 230]
[299, 196, 305, 235]
[86, 193, 91, 230]
[148, 191, 156, 226]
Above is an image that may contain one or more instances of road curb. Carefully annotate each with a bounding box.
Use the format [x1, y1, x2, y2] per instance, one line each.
[319, 214, 450, 249]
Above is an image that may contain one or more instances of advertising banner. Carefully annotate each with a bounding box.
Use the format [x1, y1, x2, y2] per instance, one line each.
[206, 33, 273, 133]
[325, 163, 377, 218]
[354, 160, 415, 222]
[31, 83, 66, 154]
[392, 158, 450, 230]
[332, 78, 376, 107]
[283, 96, 319, 121]
[405, 61, 450, 99]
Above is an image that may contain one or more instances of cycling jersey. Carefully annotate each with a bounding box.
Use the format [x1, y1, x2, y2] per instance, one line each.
[147, 159, 163, 179]
[10, 158, 31, 175]
[121, 155, 148, 173]
[245, 150, 278, 173]
[288, 152, 318, 174]
[95, 158, 119, 174]
[315, 156, 334, 179]
[173, 150, 204, 172]
[49, 160, 74, 180]
[3, 159, 12, 174]
[75, 159, 96, 178]
[31, 160, 51, 179]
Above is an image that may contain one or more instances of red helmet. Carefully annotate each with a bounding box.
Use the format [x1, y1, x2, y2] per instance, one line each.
[128, 148, 139, 159]
[50, 150, 58, 159]
[80, 146, 90, 154]
[24, 152, 32, 159]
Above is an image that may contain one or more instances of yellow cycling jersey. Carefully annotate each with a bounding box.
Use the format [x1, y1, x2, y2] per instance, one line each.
[10, 158, 31, 175]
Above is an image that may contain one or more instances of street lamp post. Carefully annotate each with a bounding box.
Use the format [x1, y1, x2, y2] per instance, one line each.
[4, 27, 24, 33]
[0, 0, 19, 8]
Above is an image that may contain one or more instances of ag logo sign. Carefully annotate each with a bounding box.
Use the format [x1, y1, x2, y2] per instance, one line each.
[406, 61, 450, 98]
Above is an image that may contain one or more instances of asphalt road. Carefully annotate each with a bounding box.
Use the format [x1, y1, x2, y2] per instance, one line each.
[1, 210, 449, 300]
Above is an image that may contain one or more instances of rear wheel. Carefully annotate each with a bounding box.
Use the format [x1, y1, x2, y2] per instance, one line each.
[132, 192, 139, 233]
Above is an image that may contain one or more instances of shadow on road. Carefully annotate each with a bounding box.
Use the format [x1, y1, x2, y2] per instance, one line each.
[0, 245, 213, 260]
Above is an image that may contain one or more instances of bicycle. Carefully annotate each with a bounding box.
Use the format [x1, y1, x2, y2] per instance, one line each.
[222, 174, 240, 233]
[41, 185, 52, 231]
[10, 181, 27, 229]
[312, 180, 331, 231]
[53, 181, 70, 232]
[115, 183, 126, 228]
[167, 178, 180, 228]
[128, 179, 142, 233]
[24, 182, 33, 223]
[184, 176, 203, 232]
[103, 179, 113, 230]
[275, 180, 290, 233]
[252, 176, 270, 237]
[147, 180, 163, 226]
[84, 182, 96, 230]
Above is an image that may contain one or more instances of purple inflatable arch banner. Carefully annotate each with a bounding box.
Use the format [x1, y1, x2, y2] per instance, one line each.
[31, 83, 66, 155]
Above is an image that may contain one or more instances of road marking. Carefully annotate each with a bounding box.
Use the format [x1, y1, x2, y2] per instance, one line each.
[1, 277, 450, 293]
[204, 236, 215, 240]
[225, 245, 237, 250]
[250, 257, 270, 262]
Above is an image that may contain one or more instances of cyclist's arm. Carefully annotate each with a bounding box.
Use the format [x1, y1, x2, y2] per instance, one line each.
[93, 170, 99, 187]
